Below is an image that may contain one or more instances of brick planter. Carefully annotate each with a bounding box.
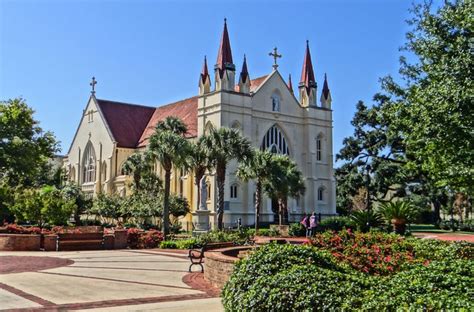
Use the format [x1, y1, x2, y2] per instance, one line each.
[204, 246, 253, 289]
[113, 229, 128, 249]
[103, 234, 115, 250]
[0, 234, 41, 251]
[44, 234, 58, 251]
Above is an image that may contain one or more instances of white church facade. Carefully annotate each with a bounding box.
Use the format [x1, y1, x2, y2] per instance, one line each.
[64, 20, 337, 229]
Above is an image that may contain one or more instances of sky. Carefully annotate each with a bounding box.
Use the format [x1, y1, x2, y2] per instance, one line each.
[1, 0, 415, 158]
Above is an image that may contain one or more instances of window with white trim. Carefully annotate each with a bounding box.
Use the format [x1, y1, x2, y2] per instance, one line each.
[230, 184, 238, 199]
[82, 142, 96, 183]
[317, 187, 324, 201]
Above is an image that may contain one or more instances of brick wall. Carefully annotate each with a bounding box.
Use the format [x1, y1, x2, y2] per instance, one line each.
[0, 234, 41, 251]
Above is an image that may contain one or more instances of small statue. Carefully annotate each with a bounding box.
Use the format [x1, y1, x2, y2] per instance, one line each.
[199, 175, 208, 210]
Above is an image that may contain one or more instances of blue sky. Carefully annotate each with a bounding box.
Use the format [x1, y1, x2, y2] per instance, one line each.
[1, 0, 414, 157]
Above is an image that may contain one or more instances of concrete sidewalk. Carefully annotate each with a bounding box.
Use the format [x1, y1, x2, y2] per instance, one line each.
[0, 250, 223, 311]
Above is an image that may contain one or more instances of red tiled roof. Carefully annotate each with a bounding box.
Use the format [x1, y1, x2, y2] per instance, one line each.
[300, 40, 316, 91]
[137, 96, 198, 147]
[96, 99, 155, 148]
[250, 75, 268, 92]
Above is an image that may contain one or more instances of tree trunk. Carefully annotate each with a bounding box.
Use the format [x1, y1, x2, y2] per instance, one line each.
[255, 180, 262, 232]
[216, 165, 226, 230]
[432, 198, 441, 223]
[163, 169, 171, 238]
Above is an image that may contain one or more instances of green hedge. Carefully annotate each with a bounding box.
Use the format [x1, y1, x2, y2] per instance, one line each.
[222, 233, 474, 311]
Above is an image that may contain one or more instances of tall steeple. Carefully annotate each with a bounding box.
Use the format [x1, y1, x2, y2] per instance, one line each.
[215, 18, 235, 91]
[320, 73, 332, 109]
[298, 40, 317, 107]
[288, 74, 294, 94]
[199, 56, 211, 95]
[238, 55, 250, 93]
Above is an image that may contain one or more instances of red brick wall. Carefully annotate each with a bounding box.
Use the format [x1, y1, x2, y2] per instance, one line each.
[204, 246, 252, 289]
[0, 234, 41, 251]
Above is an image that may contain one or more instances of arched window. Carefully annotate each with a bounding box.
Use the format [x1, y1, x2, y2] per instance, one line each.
[316, 134, 323, 161]
[82, 142, 96, 183]
[230, 184, 238, 199]
[317, 187, 325, 201]
[204, 121, 214, 135]
[271, 93, 281, 112]
[261, 125, 290, 155]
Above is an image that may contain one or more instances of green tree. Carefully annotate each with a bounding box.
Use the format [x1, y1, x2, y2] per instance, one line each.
[188, 138, 210, 211]
[61, 183, 92, 225]
[237, 150, 274, 231]
[201, 126, 253, 230]
[11, 186, 75, 227]
[148, 117, 190, 237]
[0, 98, 59, 186]
[263, 155, 306, 225]
[122, 152, 152, 191]
[382, 0, 473, 193]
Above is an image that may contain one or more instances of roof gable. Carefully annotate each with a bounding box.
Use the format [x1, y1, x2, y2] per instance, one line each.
[96, 99, 155, 148]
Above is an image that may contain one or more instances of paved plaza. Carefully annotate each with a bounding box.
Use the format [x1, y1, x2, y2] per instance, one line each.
[0, 250, 223, 311]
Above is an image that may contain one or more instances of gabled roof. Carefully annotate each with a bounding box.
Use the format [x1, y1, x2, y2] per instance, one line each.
[250, 75, 268, 92]
[96, 99, 155, 148]
[138, 96, 198, 147]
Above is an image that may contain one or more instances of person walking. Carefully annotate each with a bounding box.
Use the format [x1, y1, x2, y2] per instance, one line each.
[309, 212, 317, 236]
[301, 214, 311, 237]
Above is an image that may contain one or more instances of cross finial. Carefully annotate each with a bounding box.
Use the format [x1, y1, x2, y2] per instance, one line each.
[90, 76, 97, 96]
[268, 47, 282, 70]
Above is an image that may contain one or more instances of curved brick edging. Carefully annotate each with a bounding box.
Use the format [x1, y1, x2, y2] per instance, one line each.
[182, 272, 221, 297]
[0, 256, 74, 274]
[0, 234, 41, 251]
[204, 246, 253, 289]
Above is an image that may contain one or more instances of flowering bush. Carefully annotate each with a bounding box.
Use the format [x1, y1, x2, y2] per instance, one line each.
[126, 228, 143, 249]
[139, 230, 164, 248]
[222, 238, 473, 311]
[2, 223, 42, 234]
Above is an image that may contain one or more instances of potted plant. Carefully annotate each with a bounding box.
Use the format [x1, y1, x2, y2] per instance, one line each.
[379, 201, 416, 235]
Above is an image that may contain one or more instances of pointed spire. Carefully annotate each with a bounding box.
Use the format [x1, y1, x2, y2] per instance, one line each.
[200, 55, 210, 83]
[300, 40, 316, 90]
[288, 74, 294, 94]
[240, 54, 249, 83]
[322, 73, 330, 99]
[216, 18, 233, 71]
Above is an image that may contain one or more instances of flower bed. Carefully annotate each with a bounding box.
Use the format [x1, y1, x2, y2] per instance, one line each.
[222, 231, 473, 311]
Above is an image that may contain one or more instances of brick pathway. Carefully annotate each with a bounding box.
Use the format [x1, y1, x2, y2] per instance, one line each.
[412, 232, 474, 243]
[0, 250, 222, 311]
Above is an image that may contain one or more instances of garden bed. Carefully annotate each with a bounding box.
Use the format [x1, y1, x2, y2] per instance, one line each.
[0, 234, 41, 251]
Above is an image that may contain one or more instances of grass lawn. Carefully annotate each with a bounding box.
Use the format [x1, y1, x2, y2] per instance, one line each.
[409, 224, 473, 235]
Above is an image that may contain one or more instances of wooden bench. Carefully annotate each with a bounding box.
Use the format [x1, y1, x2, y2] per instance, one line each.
[188, 241, 235, 273]
[57, 232, 104, 251]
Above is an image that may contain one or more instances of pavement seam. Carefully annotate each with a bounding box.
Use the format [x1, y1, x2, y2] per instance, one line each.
[67, 265, 187, 273]
[0, 282, 55, 308]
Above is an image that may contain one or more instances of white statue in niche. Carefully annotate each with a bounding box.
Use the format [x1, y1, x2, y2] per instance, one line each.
[199, 175, 208, 210]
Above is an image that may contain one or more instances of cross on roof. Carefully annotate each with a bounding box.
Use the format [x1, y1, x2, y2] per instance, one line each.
[90, 77, 97, 96]
[268, 47, 282, 70]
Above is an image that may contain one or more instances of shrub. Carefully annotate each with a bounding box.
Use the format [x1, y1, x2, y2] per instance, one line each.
[350, 210, 384, 232]
[223, 232, 473, 311]
[317, 216, 356, 232]
[160, 240, 178, 249]
[139, 230, 164, 248]
[176, 238, 197, 249]
[127, 228, 143, 249]
[288, 222, 305, 237]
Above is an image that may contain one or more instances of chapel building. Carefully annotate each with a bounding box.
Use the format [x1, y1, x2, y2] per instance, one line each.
[64, 20, 337, 229]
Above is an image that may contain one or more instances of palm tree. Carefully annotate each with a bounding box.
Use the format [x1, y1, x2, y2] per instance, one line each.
[264, 155, 306, 226]
[122, 152, 152, 190]
[148, 117, 190, 237]
[378, 201, 417, 234]
[189, 137, 210, 211]
[201, 127, 253, 230]
[237, 150, 274, 231]
[155, 116, 187, 135]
